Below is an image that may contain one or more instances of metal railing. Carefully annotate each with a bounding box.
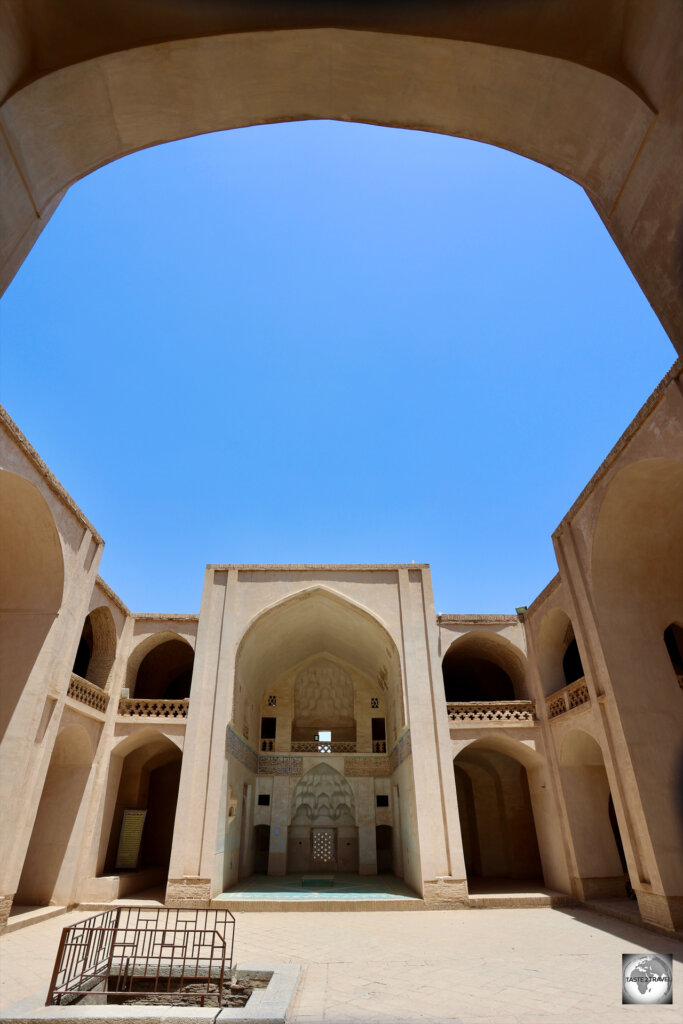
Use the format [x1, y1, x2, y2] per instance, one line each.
[118, 698, 189, 718]
[546, 678, 591, 719]
[68, 674, 109, 714]
[446, 700, 536, 723]
[47, 907, 235, 1007]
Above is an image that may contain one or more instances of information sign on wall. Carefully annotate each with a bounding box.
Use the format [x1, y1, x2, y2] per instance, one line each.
[115, 809, 147, 869]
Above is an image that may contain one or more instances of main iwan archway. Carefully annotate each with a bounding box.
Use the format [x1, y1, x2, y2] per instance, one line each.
[1, 5, 682, 348]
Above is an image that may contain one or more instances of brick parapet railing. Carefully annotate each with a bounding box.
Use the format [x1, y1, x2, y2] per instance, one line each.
[545, 678, 591, 719]
[118, 697, 189, 718]
[67, 673, 109, 714]
[446, 700, 536, 724]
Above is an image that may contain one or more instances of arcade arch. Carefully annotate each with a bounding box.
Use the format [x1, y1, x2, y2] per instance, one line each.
[15, 723, 93, 906]
[591, 457, 683, 906]
[442, 632, 526, 703]
[72, 606, 117, 689]
[0, 470, 64, 741]
[535, 608, 586, 697]
[453, 735, 568, 893]
[454, 742, 542, 884]
[558, 729, 629, 898]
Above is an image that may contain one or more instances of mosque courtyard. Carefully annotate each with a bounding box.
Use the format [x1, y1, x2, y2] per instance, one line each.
[0, 903, 680, 1024]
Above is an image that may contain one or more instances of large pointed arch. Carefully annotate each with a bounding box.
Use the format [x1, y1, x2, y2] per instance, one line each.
[2, 15, 681, 345]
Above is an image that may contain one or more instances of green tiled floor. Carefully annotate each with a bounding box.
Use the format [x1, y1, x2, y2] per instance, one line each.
[216, 873, 420, 901]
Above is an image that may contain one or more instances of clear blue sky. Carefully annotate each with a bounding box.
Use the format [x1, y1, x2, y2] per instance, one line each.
[0, 121, 674, 614]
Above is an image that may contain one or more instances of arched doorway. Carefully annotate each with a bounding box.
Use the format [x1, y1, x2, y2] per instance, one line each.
[97, 733, 182, 897]
[15, 723, 93, 906]
[375, 825, 393, 874]
[72, 606, 117, 690]
[558, 729, 628, 899]
[0, 471, 64, 741]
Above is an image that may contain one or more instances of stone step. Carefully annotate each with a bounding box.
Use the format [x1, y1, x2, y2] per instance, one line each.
[3, 904, 67, 934]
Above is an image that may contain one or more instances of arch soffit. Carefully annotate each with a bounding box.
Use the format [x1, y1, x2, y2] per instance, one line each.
[235, 584, 401, 692]
[454, 734, 545, 770]
[51, 722, 95, 765]
[559, 727, 605, 767]
[2, 30, 655, 219]
[111, 725, 183, 759]
[590, 457, 683, 613]
[0, 469, 65, 611]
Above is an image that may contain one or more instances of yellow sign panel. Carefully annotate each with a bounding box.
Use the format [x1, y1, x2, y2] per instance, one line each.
[115, 809, 147, 870]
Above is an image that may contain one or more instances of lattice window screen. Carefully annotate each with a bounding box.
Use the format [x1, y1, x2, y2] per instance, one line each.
[311, 828, 335, 863]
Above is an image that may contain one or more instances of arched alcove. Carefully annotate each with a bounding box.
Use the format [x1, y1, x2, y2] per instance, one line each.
[229, 587, 409, 886]
[126, 633, 195, 700]
[16, 724, 93, 906]
[97, 731, 183, 896]
[288, 763, 358, 873]
[72, 606, 117, 689]
[234, 587, 404, 751]
[442, 632, 526, 702]
[0, 471, 64, 741]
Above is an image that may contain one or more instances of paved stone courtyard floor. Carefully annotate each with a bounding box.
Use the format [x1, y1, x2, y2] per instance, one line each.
[0, 905, 680, 1023]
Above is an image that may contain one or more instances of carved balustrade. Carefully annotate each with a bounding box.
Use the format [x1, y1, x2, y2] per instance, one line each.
[545, 678, 591, 719]
[118, 697, 189, 719]
[291, 740, 357, 753]
[372, 739, 387, 753]
[67, 673, 109, 714]
[446, 700, 536, 724]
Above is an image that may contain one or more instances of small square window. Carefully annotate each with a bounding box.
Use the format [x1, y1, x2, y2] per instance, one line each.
[370, 697, 380, 709]
[267, 695, 277, 707]
[257, 794, 270, 806]
[376, 794, 389, 807]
